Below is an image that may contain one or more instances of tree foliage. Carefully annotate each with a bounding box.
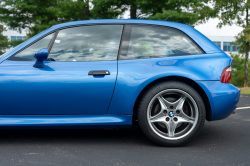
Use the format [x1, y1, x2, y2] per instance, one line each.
[91, 0, 127, 19]
[0, 0, 91, 38]
[231, 53, 250, 87]
[196, 0, 250, 87]
[0, 24, 9, 55]
[92, 0, 210, 25]
[143, 0, 209, 25]
[0, 0, 210, 53]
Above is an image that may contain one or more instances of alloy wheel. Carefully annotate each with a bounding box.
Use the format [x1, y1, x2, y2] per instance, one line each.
[147, 89, 199, 140]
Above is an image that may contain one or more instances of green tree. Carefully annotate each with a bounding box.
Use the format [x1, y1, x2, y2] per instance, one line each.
[0, 0, 91, 38]
[231, 54, 250, 87]
[0, 24, 9, 55]
[92, 0, 209, 25]
[141, 0, 209, 25]
[1, 0, 210, 37]
[91, 0, 137, 19]
[196, 0, 250, 87]
[8, 39, 26, 47]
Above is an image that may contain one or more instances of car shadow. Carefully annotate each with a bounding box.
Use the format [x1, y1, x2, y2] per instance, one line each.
[0, 121, 242, 148]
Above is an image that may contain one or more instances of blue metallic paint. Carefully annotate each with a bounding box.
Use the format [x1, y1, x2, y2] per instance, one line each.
[0, 115, 132, 127]
[196, 81, 240, 120]
[0, 60, 117, 115]
[107, 53, 237, 120]
[0, 19, 240, 127]
[33, 48, 49, 68]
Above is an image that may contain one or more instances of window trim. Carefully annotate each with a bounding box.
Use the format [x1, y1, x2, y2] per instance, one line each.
[48, 30, 59, 54]
[117, 25, 126, 61]
[8, 24, 125, 62]
[8, 23, 205, 62]
[7, 31, 58, 60]
[48, 24, 124, 62]
[118, 24, 205, 60]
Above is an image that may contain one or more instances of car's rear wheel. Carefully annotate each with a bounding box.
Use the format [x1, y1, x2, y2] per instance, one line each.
[138, 81, 206, 146]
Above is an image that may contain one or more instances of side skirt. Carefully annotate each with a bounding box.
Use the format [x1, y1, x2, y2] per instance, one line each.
[0, 115, 132, 129]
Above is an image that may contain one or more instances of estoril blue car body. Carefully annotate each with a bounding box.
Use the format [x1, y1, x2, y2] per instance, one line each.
[0, 19, 240, 146]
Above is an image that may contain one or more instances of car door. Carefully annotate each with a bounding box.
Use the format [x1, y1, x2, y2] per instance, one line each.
[0, 24, 123, 115]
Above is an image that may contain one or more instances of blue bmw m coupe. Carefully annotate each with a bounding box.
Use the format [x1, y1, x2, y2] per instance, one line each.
[0, 19, 240, 146]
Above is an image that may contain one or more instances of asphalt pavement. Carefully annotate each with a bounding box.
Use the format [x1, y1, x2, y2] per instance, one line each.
[0, 95, 250, 166]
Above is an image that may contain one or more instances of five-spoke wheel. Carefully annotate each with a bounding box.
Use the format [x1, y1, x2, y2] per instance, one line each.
[138, 81, 205, 146]
[148, 89, 198, 139]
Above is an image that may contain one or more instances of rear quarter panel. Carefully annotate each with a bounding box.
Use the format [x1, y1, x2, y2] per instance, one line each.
[107, 53, 232, 114]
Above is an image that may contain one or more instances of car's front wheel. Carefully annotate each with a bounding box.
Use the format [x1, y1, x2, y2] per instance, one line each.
[138, 81, 206, 146]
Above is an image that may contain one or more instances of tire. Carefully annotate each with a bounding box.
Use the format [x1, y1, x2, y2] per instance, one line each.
[138, 81, 206, 146]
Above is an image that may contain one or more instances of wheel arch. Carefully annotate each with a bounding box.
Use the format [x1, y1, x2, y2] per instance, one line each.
[133, 76, 212, 121]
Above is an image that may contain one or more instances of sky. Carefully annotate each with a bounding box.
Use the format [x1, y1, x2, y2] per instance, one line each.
[195, 18, 243, 37]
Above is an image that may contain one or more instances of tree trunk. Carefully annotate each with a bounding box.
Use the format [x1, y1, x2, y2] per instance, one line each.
[130, 2, 137, 19]
[0, 25, 3, 34]
[244, 42, 249, 87]
[244, 8, 249, 87]
[82, 0, 90, 20]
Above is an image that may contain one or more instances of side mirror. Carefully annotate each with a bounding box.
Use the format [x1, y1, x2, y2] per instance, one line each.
[33, 48, 48, 68]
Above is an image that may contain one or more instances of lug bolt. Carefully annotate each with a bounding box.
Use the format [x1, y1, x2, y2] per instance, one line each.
[166, 117, 170, 121]
[170, 106, 174, 109]
[173, 117, 178, 122]
[163, 110, 167, 114]
[176, 110, 180, 114]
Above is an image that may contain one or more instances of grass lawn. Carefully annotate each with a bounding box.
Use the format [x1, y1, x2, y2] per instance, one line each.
[240, 87, 250, 94]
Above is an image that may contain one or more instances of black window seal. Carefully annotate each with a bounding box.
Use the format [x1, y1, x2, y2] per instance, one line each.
[116, 25, 125, 61]
[117, 24, 131, 60]
[52, 23, 124, 31]
[118, 24, 205, 61]
[48, 30, 59, 54]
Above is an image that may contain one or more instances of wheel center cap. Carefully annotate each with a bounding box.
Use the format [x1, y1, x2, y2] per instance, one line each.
[169, 111, 174, 117]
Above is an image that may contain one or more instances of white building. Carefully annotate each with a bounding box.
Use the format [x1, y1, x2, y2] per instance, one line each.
[2, 29, 27, 52]
[207, 36, 239, 55]
[3, 29, 27, 42]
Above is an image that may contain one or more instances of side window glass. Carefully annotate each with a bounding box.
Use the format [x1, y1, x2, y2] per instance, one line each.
[49, 25, 123, 62]
[9, 33, 54, 61]
[120, 26, 202, 60]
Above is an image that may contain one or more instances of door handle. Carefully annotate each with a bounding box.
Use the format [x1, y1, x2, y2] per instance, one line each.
[88, 70, 110, 76]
